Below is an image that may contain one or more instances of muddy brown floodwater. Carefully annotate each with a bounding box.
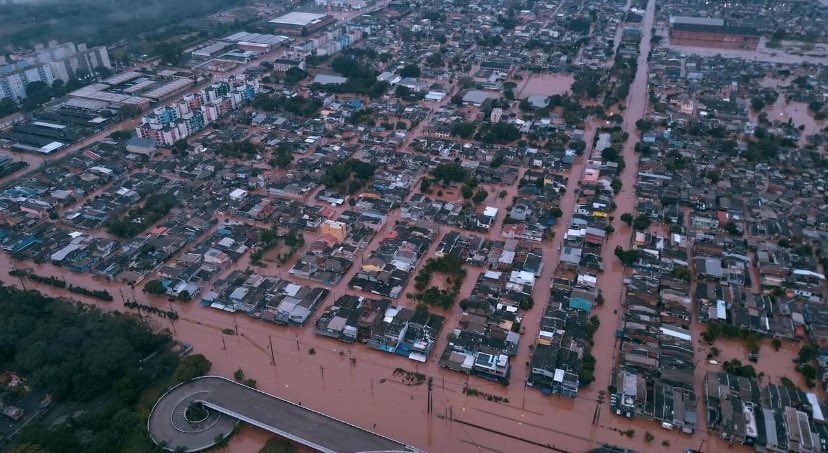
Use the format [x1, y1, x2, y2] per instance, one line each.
[751, 97, 825, 145]
[665, 36, 828, 65]
[0, 2, 793, 453]
[516, 74, 575, 99]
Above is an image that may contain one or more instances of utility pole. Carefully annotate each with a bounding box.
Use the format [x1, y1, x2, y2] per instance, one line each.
[427, 377, 433, 414]
[166, 301, 177, 334]
[12, 265, 26, 291]
[269, 335, 276, 366]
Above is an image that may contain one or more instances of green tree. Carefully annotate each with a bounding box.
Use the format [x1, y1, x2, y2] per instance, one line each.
[109, 130, 132, 140]
[472, 189, 488, 204]
[0, 97, 18, 116]
[284, 67, 308, 85]
[258, 438, 299, 453]
[425, 53, 443, 67]
[143, 279, 166, 295]
[431, 162, 467, 185]
[799, 344, 818, 362]
[451, 122, 476, 138]
[632, 214, 651, 231]
[395, 85, 411, 98]
[772, 338, 782, 351]
[614, 246, 640, 266]
[399, 63, 421, 78]
[750, 97, 766, 112]
[620, 213, 633, 225]
[601, 147, 619, 162]
[634, 119, 653, 131]
[172, 354, 212, 383]
[172, 139, 189, 153]
[22, 81, 52, 111]
[120, 105, 143, 118]
[569, 139, 586, 154]
[95, 66, 113, 79]
[722, 359, 756, 378]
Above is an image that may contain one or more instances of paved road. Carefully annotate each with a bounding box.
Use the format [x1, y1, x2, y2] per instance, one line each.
[148, 376, 419, 453]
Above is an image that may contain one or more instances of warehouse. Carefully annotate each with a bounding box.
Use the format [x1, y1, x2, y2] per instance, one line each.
[669, 16, 760, 50]
[268, 12, 335, 35]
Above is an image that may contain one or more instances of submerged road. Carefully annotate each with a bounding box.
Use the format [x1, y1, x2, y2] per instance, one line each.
[148, 376, 419, 453]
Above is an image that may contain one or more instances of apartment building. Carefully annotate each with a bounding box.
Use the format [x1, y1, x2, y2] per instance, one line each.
[0, 41, 111, 100]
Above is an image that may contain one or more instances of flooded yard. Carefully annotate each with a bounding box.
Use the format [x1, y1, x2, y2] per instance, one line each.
[751, 96, 825, 144]
[516, 74, 575, 99]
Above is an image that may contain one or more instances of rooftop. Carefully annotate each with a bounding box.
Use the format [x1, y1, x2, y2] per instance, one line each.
[269, 12, 329, 27]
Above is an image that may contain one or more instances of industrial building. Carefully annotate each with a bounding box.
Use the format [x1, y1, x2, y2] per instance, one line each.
[669, 16, 760, 50]
[268, 12, 336, 35]
[66, 71, 195, 110]
[0, 107, 111, 154]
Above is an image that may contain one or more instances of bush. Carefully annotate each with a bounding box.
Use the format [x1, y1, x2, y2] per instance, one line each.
[722, 359, 756, 378]
[472, 189, 488, 204]
[258, 438, 298, 453]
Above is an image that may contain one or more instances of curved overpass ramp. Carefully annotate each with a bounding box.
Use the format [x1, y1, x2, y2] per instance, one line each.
[148, 376, 420, 453]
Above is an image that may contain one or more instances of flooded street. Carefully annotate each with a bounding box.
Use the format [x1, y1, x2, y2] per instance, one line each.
[0, 0, 801, 452]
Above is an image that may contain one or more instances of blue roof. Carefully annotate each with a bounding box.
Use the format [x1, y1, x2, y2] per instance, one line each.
[569, 297, 593, 313]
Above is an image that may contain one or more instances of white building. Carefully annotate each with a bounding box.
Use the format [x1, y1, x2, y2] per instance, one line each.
[0, 41, 111, 100]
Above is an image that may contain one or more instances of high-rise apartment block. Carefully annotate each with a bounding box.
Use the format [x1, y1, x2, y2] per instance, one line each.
[135, 76, 259, 147]
[0, 41, 111, 100]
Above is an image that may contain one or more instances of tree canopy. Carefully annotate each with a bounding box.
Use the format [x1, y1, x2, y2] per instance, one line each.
[431, 162, 468, 185]
[321, 159, 376, 194]
[0, 284, 204, 453]
[399, 63, 421, 78]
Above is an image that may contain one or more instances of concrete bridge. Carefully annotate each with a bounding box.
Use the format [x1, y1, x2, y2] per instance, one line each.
[148, 376, 421, 453]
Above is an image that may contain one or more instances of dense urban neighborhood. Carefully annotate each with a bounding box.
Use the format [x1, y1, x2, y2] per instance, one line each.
[0, 0, 827, 452]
